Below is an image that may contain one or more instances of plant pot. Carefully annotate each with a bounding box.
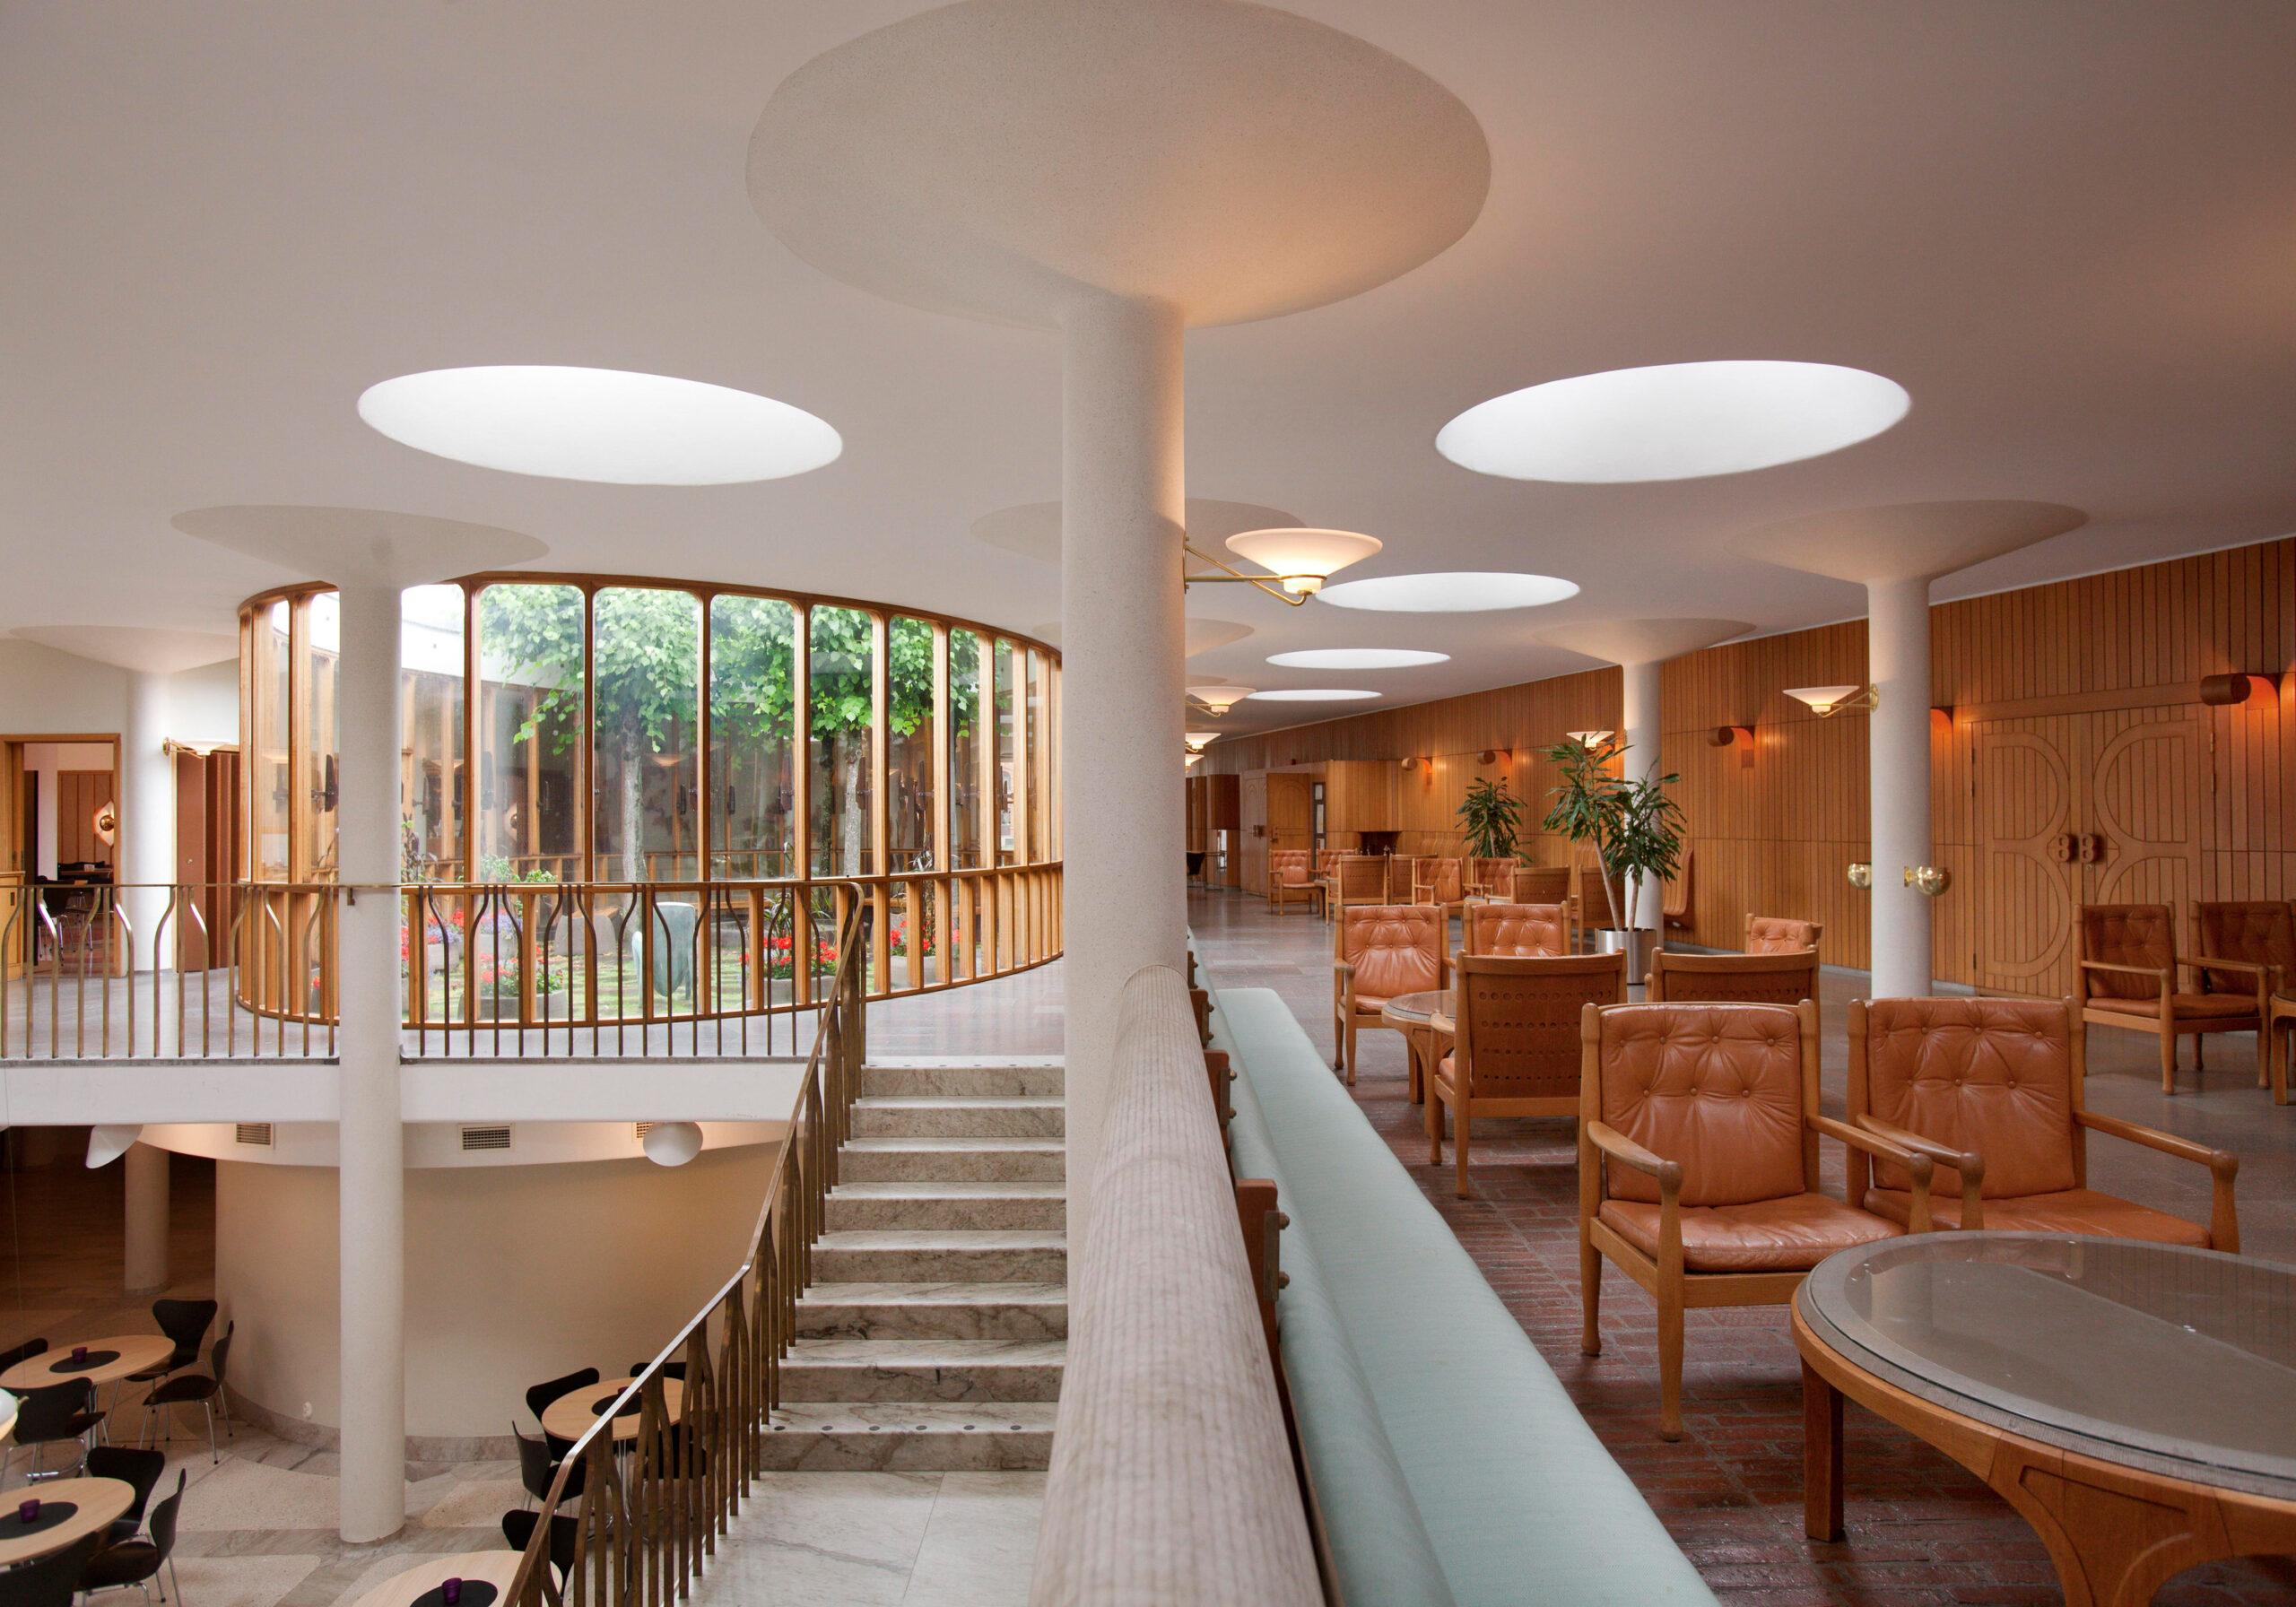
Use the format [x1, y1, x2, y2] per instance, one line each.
[1591, 926, 1659, 977]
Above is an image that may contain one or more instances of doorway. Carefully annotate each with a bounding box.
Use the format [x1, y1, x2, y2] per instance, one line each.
[0, 734, 120, 977]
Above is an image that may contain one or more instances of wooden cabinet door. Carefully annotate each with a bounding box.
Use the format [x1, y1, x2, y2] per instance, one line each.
[1971, 717, 2083, 997]
[2083, 710, 2207, 915]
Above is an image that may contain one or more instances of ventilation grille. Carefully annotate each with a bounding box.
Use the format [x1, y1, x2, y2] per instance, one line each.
[233, 1123, 273, 1148]
[634, 1123, 657, 1141]
[459, 1125, 513, 1152]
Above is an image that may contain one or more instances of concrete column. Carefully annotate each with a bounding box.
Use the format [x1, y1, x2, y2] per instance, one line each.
[334, 582, 405, 1542]
[119, 670, 172, 974]
[123, 1141, 170, 1294]
[1867, 576, 1934, 998]
[1619, 659, 1664, 940]
[1058, 294, 1187, 1239]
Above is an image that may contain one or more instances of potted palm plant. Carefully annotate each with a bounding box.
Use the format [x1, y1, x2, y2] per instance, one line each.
[1456, 775, 1525, 863]
[1537, 736, 1684, 972]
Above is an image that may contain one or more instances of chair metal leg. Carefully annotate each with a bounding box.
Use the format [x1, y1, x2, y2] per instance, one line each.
[204, 1400, 217, 1464]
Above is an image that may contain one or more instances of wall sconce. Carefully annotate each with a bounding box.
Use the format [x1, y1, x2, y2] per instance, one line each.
[1565, 729, 1613, 748]
[1930, 706, 1955, 734]
[1182, 750, 1205, 769]
[1904, 864, 1952, 897]
[1401, 755, 1431, 773]
[2200, 672, 2281, 707]
[1183, 731, 1219, 755]
[1707, 725, 1756, 770]
[1784, 684, 1878, 718]
[1846, 862, 1873, 890]
[92, 802, 118, 847]
[1185, 527, 1382, 606]
[1478, 748, 1509, 766]
[1187, 684, 1255, 717]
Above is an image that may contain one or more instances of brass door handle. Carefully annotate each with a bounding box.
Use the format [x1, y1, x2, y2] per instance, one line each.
[2077, 833, 2103, 864]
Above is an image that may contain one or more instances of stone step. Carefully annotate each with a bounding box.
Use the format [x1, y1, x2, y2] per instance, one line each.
[797, 1281, 1068, 1342]
[851, 1096, 1065, 1140]
[824, 1181, 1066, 1233]
[838, 1138, 1066, 1184]
[781, 1338, 1065, 1402]
[812, 1230, 1068, 1284]
[861, 1059, 1065, 1098]
[758, 1403, 1057, 1472]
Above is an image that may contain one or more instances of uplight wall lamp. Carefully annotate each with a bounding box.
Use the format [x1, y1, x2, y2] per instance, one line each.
[1782, 683, 1879, 717]
[1184, 527, 1382, 607]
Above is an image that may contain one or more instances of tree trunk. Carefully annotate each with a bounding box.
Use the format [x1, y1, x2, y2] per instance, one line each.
[838, 743, 866, 877]
[619, 715, 646, 882]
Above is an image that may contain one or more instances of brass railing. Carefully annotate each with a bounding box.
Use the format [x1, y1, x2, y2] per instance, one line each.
[0, 864, 1057, 1061]
[501, 891, 867, 1607]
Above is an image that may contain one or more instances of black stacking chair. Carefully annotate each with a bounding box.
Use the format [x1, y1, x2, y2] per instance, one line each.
[501, 1508, 581, 1582]
[77, 1470, 183, 1605]
[0, 1337, 48, 1375]
[525, 1367, 598, 1461]
[140, 1323, 230, 1464]
[126, 1301, 217, 1393]
[85, 1446, 168, 1542]
[0, 1533, 101, 1607]
[513, 1422, 585, 1509]
[6, 1380, 104, 1483]
[625, 1361, 686, 1382]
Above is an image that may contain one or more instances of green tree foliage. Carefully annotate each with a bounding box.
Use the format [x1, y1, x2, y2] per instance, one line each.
[1455, 775, 1526, 862]
[1535, 736, 1684, 928]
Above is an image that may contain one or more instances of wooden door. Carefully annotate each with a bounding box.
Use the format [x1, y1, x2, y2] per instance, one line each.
[1266, 773, 1315, 863]
[1238, 772, 1268, 895]
[1971, 717, 2083, 996]
[2083, 710, 2207, 914]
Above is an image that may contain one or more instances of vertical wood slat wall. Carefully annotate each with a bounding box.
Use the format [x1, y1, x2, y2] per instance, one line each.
[1198, 537, 2294, 990]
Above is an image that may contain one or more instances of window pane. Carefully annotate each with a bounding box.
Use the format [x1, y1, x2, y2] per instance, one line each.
[401, 585, 466, 882]
[995, 640, 1018, 865]
[887, 617, 935, 873]
[250, 600, 291, 880]
[947, 630, 984, 870]
[708, 594, 798, 879]
[1026, 647, 1049, 864]
[475, 583, 586, 881]
[592, 587, 701, 883]
[809, 607, 874, 877]
[302, 593, 341, 880]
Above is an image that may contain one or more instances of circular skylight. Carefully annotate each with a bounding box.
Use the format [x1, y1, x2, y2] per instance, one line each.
[1316, 572, 1579, 612]
[1436, 360, 1908, 482]
[1247, 688, 1379, 702]
[1265, 647, 1449, 670]
[358, 366, 842, 485]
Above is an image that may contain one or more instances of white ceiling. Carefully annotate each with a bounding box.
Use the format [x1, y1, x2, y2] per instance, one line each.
[4, 1, 2292, 736]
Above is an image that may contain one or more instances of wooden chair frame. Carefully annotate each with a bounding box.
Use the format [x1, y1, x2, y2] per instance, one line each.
[2271, 992, 2295, 1108]
[2074, 902, 2263, 1094]
[1327, 854, 1388, 925]
[1331, 906, 1448, 1087]
[1428, 951, 1623, 1197]
[1661, 846, 1692, 933]
[1578, 999, 1935, 1440]
[1646, 946, 1822, 1040]
[1266, 850, 1324, 919]
[1507, 866, 1575, 948]
[2190, 899, 2289, 1093]
[1846, 997, 2240, 1251]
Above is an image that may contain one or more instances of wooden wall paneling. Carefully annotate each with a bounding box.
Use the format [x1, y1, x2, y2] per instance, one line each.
[1237, 771, 1268, 895]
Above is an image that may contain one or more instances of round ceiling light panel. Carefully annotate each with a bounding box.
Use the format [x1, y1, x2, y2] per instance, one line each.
[1265, 647, 1448, 670]
[1247, 689, 1379, 702]
[1316, 571, 1579, 613]
[1437, 360, 1909, 483]
[358, 366, 842, 485]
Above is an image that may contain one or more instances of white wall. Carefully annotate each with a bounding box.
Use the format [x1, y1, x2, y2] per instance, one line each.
[0, 641, 128, 733]
[216, 1142, 778, 1443]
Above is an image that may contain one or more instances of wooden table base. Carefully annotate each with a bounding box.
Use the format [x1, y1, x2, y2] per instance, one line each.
[1795, 1305, 2296, 1607]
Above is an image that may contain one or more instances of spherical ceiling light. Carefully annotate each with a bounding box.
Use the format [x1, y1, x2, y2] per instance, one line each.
[1223, 528, 1383, 595]
[1187, 684, 1257, 716]
[639, 1121, 706, 1167]
[1437, 360, 1908, 483]
[1316, 572, 1579, 613]
[358, 366, 842, 485]
[1247, 689, 1379, 702]
[1265, 647, 1448, 670]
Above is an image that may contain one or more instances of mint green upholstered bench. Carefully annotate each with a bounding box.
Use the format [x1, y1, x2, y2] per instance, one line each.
[1211, 984, 1716, 1607]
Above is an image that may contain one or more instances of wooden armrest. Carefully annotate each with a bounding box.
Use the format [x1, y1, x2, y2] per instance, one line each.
[2075, 1110, 2235, 1177]
[1813, 1114, 1937, 1231]
[1854, 1115, 1984, 1186]
[2077, 960, 2170, 980]
[2187, 955, 2269, 976]
[1585, 1121, 1682, 1192]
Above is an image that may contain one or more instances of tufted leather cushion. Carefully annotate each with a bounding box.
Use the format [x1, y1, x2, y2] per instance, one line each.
[1745, 916, 1820, 955]
[1339, 906, 1442, 1006]
[1861, 1186, 2209, 1247]
[1271, 850, 1312, 887]
[1422, 858, 1465, 903]
[1860, 997, 2075, 1196]
[1465, 903, 1569, 959]
[1597, 1003, 1805, 1207]
[1597, 1194, 1900, 1273]
[2086, 993, 2256, 1020]
[2080, 904, 2176, 998]
[2195, 901, 2295, 993]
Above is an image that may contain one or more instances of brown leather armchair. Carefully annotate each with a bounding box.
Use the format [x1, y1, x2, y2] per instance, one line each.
[1461, 901, 1570, 960]
[2076, 903, 2260, 1093]
[1430, 951, 1622, 1196]
[1267, 849, 1321, 917]
[1467, 857, 1518, 899]
[1412, 856, 1467, 915]
[1509, 864, 1571, 908]
[1647, 946, 1822, 1036]
[2193, 899, 2291, 1094]
[1848, 995, 2238, 1250]
[1332, 904, 1445, 1086]
[1744, 914, 1822, 954]
[1578, 1000, 1932, 1439]
[1329, 854, 1388, 920]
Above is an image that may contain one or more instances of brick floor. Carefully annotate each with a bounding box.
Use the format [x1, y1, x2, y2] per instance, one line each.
[1188, 888, 2296, 1606]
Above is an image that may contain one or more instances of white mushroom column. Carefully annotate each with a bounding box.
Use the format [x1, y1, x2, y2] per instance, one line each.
[749, 0, 1489, 1237]
[1735, 500, 2088, 998]
[176, 505, 545, 1542]
[1535, 619, 1752, 948]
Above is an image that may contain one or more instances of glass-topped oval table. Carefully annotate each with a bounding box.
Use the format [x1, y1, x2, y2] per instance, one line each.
[1379, 989, 1453, 1106]
[1793, 1233, 2296, 1606]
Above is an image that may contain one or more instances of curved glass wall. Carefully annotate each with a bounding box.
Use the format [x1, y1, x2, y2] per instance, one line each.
[237, 577, 1061, 1031]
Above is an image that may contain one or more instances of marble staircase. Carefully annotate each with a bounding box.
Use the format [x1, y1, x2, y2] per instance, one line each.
[762, 1056, 1065, 1470]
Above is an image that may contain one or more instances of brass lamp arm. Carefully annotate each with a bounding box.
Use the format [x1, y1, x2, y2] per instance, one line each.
[1181, 542, 1309, 607]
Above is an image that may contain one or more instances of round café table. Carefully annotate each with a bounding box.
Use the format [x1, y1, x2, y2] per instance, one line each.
[1380, 989, 1454, 1106]
[344, 1548, 546, 1607]
[0, 1476, 135, 1568]
[539, 1377, 684, 1447]
[1795, 1232, 2296, 1607]
[0, 1336, 176, 1396]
